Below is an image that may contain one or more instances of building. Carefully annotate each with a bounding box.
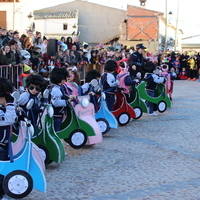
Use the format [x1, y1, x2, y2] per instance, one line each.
[181, 35, 200, 53]
[33, 0, 126, 45]
[0, 0, 35, 33]
[119, 5, 183, 53]
[33, 10, 79, 39]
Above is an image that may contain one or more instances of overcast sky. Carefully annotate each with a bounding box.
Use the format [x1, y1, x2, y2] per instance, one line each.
[30, 0, 199, 37]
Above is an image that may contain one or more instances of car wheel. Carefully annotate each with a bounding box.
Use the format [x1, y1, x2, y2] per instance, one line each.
[3, 170, 33, 199]
[117, 112, 130, 126]
[133, 107, 143, 119]
[37, 144, 50, 165]
[96, 118, 110, 135]
[157, 101, 167, 113]
[65, 129, 87, 149]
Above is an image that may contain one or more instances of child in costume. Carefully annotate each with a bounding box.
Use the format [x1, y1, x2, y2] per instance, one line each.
[19, 64, 32, 90]
[50, 67, 74, 132]
[63, 67, 80, 97]
[178, 68, 188, 80]
[117, 61, 139, 98]
[160, 64, 172, 100]
[18, 74, 44, 127]
[187, 55, 198, 81]
[143, 61, 165, 116]
[81, 69, 101, 95]
[101, 60, 118, 111]
[0, 78, 16, 199]
[172, 57, 181, 74]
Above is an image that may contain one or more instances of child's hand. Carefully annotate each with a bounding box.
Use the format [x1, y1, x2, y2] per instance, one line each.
[69, 95, 77, 102]
[136, 72, 141, 78]
[88, 91, 95, 96]
[135, 79, 140, 84]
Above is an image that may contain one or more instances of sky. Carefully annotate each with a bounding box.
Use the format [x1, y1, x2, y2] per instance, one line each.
[30, 0, 200, 38]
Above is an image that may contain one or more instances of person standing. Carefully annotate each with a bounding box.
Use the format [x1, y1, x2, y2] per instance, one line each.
[128, 43, 146, 79]
[2, 30, 13, 46]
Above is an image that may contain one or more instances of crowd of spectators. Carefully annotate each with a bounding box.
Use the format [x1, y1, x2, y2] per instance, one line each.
[0, 27, 200, 83]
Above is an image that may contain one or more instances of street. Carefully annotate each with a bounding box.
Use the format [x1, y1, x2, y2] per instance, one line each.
[26, 80, 200, 200]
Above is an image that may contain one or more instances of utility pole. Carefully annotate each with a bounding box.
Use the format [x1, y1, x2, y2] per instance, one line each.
[164, 0, 168, 52]
[174, 0, 180, 52]
[13, 0, 16, 30]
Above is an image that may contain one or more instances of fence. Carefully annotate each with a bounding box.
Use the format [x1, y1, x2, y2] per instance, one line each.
[0, 65, 23, 89]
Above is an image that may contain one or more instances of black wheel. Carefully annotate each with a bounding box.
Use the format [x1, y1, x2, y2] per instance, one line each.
[37, 144, 50, 165]
[64, 129, 87, 149]
[133, 107, 143, 119]
[117, 112, 130, 126]
[96, 118, 110, 135]
[3, 170, 33, 199]
[157, 101, 167, 113]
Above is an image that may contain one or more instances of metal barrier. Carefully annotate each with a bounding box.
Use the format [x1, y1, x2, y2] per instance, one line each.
[0, 65, 23, 89]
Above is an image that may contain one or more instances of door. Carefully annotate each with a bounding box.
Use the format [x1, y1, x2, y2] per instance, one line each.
[0, 11, 6, 29]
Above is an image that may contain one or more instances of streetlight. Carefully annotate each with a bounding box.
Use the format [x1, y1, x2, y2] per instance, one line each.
[164, 0, 172, 52]
[139, 0, 147, 6]
[174, 0, 180, 52]
[13, 0, 16, 30]
[164, 0, 168, 52]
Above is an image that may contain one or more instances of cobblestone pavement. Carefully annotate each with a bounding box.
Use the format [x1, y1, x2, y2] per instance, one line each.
[11, 80, 200, 199]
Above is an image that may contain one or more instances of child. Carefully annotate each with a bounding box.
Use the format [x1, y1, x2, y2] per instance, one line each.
[50, 67, 73, 132]
[0, 78, 16, 198]
[81, 69, 101, 95]
[101, 60, 118, 111]
[19, 64, 32, 90]
[178, 67, 188, 80]
[143, 61, 165, 116]
[187, 55, 198, 81]
[117, 61, 139, 98]
[172, 57, 180, 74]
[18, 74, 44, 127]
[64, 68, 80, 96]
[160, 64, 172, 100]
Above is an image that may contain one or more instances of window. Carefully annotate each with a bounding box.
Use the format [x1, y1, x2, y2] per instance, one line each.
[63, 24, 68, 30]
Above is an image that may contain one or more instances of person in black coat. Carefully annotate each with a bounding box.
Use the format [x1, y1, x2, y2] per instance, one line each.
[128, 43, 146, 79]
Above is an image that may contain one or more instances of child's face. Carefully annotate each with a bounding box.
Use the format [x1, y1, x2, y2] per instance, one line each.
[28, 84, 41, 95]
[67, 72, 75, 82]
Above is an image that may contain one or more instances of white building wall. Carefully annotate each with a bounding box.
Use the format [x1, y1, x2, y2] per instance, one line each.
[34, 18, 78, 37]
[0, 1, 34, 34]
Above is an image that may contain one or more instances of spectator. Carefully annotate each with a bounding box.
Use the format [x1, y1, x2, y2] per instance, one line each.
[13, 31, 21, 47]
[71, 45, 81, 63]
[42, 36, 48, 53]
[72, 36, 80, 50]
[2, 30, 13, 46]
[0, 44, 16, 65]
[19, 34, 27, 49]
[34, 37, 45, 54]
[0, 27, 2, 48]
[24, 36, 33, 50]
[66, 36, 73, 50]
[9, 39, 21, 64]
